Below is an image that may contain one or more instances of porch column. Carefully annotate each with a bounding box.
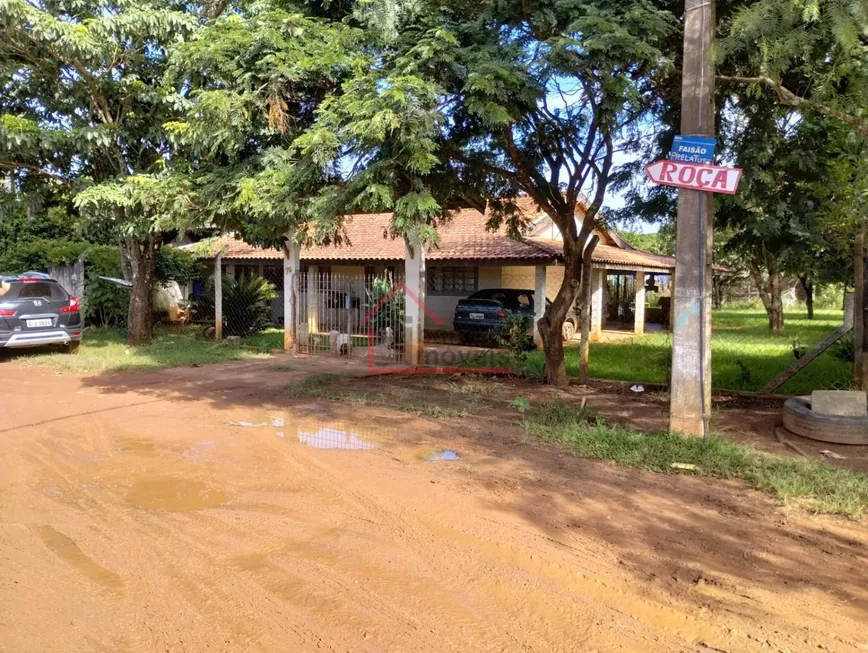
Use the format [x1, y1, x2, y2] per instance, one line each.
[590, 268, 604, 342]
[214, 251, 223, 344]
[307, 265, 319, 333]
[634, 271, 646, 336]
[533, 265, 547, 347]
[404, 240, 426, 366]
[283, 234, 301, 351]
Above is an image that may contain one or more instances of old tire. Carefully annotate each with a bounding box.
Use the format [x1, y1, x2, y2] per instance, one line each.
[562, 320, 576, 342]
[782, 396, 868, 445]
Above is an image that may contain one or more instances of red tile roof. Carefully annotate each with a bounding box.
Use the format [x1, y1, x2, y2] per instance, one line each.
[183, 203, 674, 271]
[529, 239, 675, 271]
[187, 206, 558, 262]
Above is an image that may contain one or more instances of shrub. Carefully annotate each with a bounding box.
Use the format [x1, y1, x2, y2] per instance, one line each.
[191, 274, 278, 336]
[82, 246, 128, 328]
[365, 274, 404, 343]
[155, 246, 202, 285]
[493, 313, 535, 359]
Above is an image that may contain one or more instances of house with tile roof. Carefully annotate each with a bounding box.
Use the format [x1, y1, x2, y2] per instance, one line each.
[183, 198, 675, 359]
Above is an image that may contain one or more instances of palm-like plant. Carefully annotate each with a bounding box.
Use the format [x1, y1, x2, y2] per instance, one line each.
[192, 274, 278, 337]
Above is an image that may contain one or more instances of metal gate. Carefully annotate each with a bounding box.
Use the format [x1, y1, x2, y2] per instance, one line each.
[295, 270, 405, 363]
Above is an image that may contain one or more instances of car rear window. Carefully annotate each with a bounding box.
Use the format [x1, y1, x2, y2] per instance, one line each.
[3, 281, 68, 301]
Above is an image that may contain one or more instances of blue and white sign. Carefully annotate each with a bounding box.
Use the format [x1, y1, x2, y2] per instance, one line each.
[669, 135, 716, 164]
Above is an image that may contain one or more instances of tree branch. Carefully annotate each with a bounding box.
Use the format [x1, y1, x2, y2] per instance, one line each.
[717, 75, 868, 139]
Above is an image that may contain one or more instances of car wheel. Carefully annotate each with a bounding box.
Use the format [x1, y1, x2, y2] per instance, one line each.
[561, 320, 576, 342]
[61, 341, 81, 354]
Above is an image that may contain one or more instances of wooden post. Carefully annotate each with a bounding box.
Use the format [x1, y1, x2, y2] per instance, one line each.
[762, 326, 852, 394]
[579, 236, 599, 380]
[857, 227, 866, 388]
[214, 252, 223, 343]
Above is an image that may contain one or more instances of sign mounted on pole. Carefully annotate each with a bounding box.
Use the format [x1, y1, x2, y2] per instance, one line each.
[669, 135, 716, 164]
[644, 160, 742, 195]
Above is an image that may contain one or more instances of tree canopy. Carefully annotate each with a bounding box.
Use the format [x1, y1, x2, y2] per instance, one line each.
[293, 0, 676, 383]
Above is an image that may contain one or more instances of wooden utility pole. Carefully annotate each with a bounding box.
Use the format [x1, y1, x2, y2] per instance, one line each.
[669, 0, 716, 437]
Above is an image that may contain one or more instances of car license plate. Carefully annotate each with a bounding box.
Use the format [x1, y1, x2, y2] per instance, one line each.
[469, 313, 485, 320]
[26, 318, 52, 328]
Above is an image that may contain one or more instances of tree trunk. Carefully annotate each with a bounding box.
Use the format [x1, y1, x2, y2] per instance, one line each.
[750, 264, 785, 335]
[798, 275, 814, 320]
[538, 240, 585, 386]
[123, 234, 161, 345]
[769, 274, 785, 334]
[862, 250, 868, 389]
[711, 277, 723, 309]
[855, 228, 865, 387]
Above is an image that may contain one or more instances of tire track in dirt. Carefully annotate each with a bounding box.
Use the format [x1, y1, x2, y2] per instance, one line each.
[3, 361, 868, 653]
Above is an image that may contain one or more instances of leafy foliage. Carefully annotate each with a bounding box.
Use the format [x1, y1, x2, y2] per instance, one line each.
[0, 0, 213, 342]
[718, 0, 868, 138]
[295, 0, 675, 384]
[191, 274, 278, 337]
[155, 246, 202, 286]
[493, 314, 535, 360]
[365, 275, 404, 343]
[614, 229, 675, 256]
[161, 4, 366, 248]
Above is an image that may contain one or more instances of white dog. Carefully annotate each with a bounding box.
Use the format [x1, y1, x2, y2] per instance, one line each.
[372, 326, 396, 360]
[329, 329, 351, 356]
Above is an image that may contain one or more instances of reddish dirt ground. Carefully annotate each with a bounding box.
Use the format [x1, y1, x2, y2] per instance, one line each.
[1, 356, 867, 652]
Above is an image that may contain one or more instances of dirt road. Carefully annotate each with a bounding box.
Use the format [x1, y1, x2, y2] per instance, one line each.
[1, 358, 867, 652]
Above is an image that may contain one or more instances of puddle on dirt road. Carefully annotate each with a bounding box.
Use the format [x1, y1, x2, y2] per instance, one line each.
[126, 478, 229, 512]
[297, 425, 376, 450]
[427, 450, 460, 462]
[34, 525, 124, 592]
[230, 412, 390, 452]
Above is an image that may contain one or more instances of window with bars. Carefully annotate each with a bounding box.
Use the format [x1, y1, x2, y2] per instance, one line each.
[427, 266, 478, 296]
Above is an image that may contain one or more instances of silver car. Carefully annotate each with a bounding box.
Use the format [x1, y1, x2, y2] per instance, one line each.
[0, 272, 83, 353]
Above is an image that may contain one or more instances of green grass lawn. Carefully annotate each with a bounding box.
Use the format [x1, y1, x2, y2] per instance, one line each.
[482, 308, 851, 394]
[240, 328, 284, 351]
[525, 400, 868, 518]
[4, 327, 268, 374]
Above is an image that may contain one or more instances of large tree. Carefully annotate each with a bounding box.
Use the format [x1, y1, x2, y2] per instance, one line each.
[0, 0, 204, 344]
[616, 0, 864, 335]
[294, 0, 675, 385]
[159, 2, 365, 248]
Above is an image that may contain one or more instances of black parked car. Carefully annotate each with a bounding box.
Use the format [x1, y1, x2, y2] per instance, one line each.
[0, 272, 82, 353]
[453, 288, 577, 345]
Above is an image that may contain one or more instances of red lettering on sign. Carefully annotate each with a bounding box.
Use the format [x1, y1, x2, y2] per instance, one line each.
[697, 168, 713, 188]
[712, 170, 728, 189]
[678, 165, 696, 185]
[661, 161, 677, 182]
